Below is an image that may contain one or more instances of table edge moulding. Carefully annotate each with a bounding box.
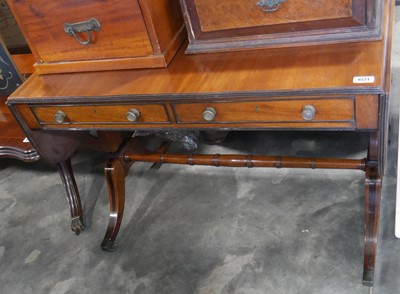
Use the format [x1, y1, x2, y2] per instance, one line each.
[5, 0, 395, 287]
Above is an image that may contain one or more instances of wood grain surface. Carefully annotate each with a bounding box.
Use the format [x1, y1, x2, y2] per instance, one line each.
[6, 0, 185, 73]
[194, 0, 354, 31]
[8, 37, 387, 98]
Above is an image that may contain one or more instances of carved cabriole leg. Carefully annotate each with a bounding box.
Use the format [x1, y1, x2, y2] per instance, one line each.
[362, 133, 381, 286]
[57, 159, 84, 234]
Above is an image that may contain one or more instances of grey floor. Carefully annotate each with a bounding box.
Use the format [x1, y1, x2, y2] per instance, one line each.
[1, 10, 400, 294]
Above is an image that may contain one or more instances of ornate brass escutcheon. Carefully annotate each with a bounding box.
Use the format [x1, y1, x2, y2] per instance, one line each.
[64, 18, 101, 46]
[256, 0, 287, 12]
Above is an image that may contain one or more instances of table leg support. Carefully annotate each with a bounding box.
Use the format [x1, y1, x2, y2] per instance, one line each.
[102, 134, 383, 287]
[101, 158, 129, 251]
[57, 159, 84, 234]
[362, 164, 381, 286]
[100, 138, 169, 251]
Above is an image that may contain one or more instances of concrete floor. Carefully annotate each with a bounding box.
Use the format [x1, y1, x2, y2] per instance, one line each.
[0, 9, 399, 294]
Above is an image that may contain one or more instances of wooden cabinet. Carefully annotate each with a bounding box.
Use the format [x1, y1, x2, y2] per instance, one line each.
[180, 0, 384, 53]
[6, 0, 186, 73]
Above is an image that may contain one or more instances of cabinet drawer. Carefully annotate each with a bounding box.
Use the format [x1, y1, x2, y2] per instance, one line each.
[180, 0, 383, 53]
[31, 104, 170, 127]
[173, 98, 355, 125]
[7, 0, 185, 73]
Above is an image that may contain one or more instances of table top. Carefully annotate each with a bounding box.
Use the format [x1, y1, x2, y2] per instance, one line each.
[8, 36, 389, 102]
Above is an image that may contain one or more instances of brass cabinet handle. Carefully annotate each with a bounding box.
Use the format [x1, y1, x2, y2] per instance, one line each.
[301, 105, 316, 121]
[203, 107, 217, 121]
[64, 18, 101, 46]
[126, 108, 141, 122]
[54, 110, 66, 124]
[256, 0, 286, 12]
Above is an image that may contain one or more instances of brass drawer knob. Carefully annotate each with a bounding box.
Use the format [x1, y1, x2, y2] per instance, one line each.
[126, 108, 141, 122]
[203, 107, 217, 121]
[301, 105, 316, 121]
[54, 110, 66, 124]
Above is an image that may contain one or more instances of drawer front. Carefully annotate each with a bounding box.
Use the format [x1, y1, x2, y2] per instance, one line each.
[172, 98, 355, 126]
[194, 0, 355, 32]
[31, 104, 170, 126]
[181, 0, 382, 53]
[10, 0, 153, 62]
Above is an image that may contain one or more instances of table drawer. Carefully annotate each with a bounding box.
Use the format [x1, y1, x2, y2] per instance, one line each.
[172, 98, 355, 125]
[31, 104, 171, 126]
